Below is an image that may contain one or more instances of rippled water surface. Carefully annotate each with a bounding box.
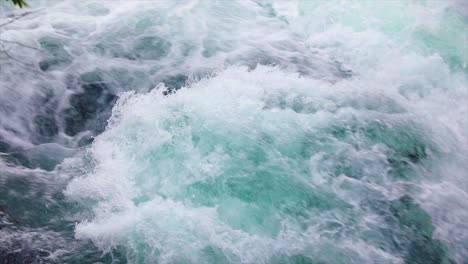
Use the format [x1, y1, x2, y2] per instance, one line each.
[0, 0, 467, 263]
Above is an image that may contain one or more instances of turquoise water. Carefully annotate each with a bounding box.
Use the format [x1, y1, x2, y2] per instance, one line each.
[0, 0, 467, 263]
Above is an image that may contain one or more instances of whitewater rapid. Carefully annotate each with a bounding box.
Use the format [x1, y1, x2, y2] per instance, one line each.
[0, 0, 467, 263]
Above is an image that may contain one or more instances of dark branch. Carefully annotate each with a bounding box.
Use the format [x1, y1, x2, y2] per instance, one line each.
[0, 11, 34, 27]
[0, 39, 44, 53]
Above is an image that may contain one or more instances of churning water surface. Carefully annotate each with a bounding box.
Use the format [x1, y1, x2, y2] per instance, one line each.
[0, 0, 467, 263]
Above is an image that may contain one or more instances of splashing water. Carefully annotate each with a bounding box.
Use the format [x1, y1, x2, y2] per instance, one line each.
[0, 0, 467, 263]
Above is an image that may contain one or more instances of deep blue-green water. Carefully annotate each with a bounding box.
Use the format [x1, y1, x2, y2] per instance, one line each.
[0, 1, 467, 263]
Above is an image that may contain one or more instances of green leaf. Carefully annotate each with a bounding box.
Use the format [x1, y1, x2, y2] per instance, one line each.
[8, 0, 28, 8]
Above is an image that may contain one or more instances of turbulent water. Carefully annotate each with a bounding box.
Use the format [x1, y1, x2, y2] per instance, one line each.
[0, 0, 467, 263]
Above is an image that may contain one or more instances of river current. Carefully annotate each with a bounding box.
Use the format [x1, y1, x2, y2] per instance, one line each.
[0, 1, 467, 263]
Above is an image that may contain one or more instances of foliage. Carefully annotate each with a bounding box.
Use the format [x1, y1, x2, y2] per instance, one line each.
[7, 0, 28, 8]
